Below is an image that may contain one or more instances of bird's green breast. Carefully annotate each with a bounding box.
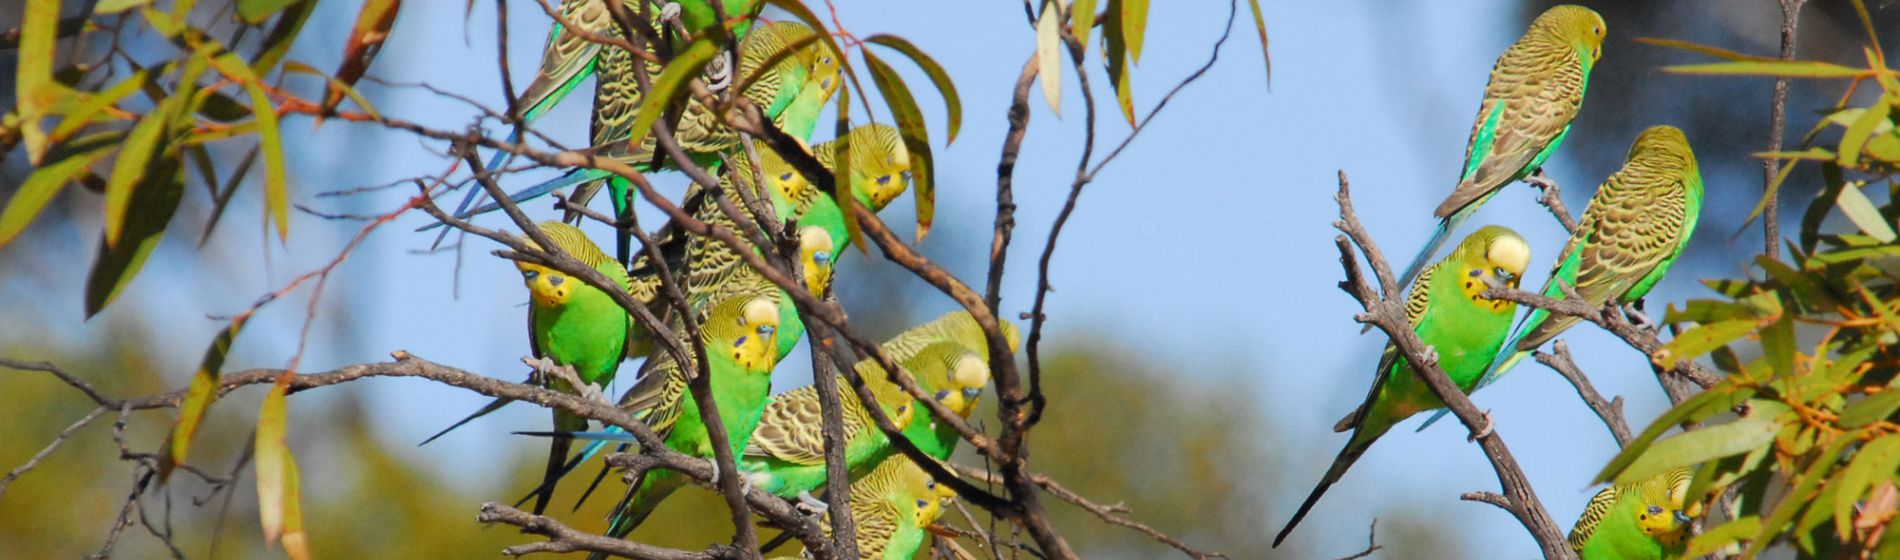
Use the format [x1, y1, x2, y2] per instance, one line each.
[1578, 497, 1670, 560]
[532, 286, 629, 386]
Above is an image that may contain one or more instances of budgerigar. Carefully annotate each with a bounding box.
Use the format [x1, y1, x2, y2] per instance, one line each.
[440, 21, 839, 263]
[585, 290, 783, 549]
[418, 222, 633, 515]
[439, 0, 766, 248]
[1395, 5, 1604, 289]
[1415, 125, 1702, 433]
[816, 124, 913, 215]
[1569, 468, 1696, 560]
[815, 455, 958, 560]
[741, 340, 988, 504]
[1274, 226, 1530, 547]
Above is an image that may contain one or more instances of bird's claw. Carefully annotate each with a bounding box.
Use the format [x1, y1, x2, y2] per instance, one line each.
[1622, 302, 1657, 332]
[795, 491, 830, 515]
[1468, 410, 1495, 442]
[1422, 345, 1440, 367]
[577, 382, 609, 406]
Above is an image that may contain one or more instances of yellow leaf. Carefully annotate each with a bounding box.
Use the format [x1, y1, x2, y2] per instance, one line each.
[1036, 0, 1063, 116]
[862, 50, 936, 240]
[1072, 0, 1098, 54]
[1665, 60, 1863, 79]
[1120, 0, 1148, 63]
[256, 373, 306, 556]
[0, 142, 113, 252]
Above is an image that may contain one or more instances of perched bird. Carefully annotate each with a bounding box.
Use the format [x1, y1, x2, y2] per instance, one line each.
[418, 222, 632, 515]
[436, 21, 840, 263]
[815, 454, 959, 560]
[439, 0, 766, 248]
[1396, 5, 1604, 289]
[1415, 125, 1701, 433]
[1569, 468, 1696, 560]
[1274, 226, 1530, 547]
[817, 124, 914, 214]
[591, 290, 784, 545]
[740, 340, 987, 506]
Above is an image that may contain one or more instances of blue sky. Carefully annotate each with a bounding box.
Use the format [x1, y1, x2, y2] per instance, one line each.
[0, 0, 1817, 556]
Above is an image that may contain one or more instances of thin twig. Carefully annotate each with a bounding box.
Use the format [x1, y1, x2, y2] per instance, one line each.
[1764, 0, 1807, 260]
[1333, 520, 1382, 560]
[1536, 341, 1632, 447]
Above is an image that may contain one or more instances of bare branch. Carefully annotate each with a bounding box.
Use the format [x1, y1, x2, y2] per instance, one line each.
[1332, 520, 1383, 560]
[479, 503, 733, 559]
[1536, 341, 1632, 447]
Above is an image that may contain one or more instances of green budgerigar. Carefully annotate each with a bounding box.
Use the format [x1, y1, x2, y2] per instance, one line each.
[1274, 226, 1531, 547]
[417, 222, 633, 514]
[1569, 468, 1697, 560]
[593, 290, 783, 548]
[1396, 5, 1604, 289]
[741, 339, 989, 505]
[1416, 125, 1703, 433]
[818, 454, 959, 560]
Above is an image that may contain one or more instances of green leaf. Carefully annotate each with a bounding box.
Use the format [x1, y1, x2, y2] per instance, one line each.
[205, 50, 291, 242]
[1120, 0, 1148, 63]
[1686, 515, 1759, 557]
[48, 70, 149, 143]
[1836, 434, 1900, 541]
[162, 314, 251, 482]
[1072, 0, 1098, 53]
[102, 95, 183, 248]
[1842, 390, 1900, 428]
[1749, 434, 1851, 557]
[1104, 0, 1136, 127]
[1615, 405, 1782, 485]
[95, 0, 148, 14]
[86, 159, 183, 317]
[1665, 60, 1864, 79]
[1036, 0, 1063, 116]
[237, 0, 300, 24]
[282, 61, 380, 119]
[250, 0, 316, 75]
[862, 50, 936, 242]
[1836, 180, 1896, 242]
[1761, 314, 1795, 378]
[833, 87, 863, 255]
[865, 35, 961, 145]
[255, 374, 310, 560]
[625, 37, 721, 155]
[18, 0, 79, 165]
[1597, 387, 1757, 484]
[1840, 96, 1894, 168]
[0, 143, 113, 252]
[1652, 319, 1757, 367]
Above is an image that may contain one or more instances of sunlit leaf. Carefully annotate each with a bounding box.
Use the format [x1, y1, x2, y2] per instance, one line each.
[1036, 0, 1063, 116]
[625, 37, 721, 154]
[1120, 0, 1148, 63]
[1839, 96, 1894, 168]
[0, 143, 112, 252]
[1104, 0, 1136, 126]
[17, 0, 82, 165]
[1665, 60, 1864, 79]
[1836, 434, 1900, 540]
[1597, 387, 1757, 484]
[1842, 390, 1900, 428]
[862, 49, 936, 240]
[48, 70, 148, 143]
[237, 0, 300, 24]
[256, 373, 308, 559]
[102, 92, 186, 248]
[1615, 404, 1782, 485]
[95, 0, 150, 13]
[865, 35, 962, 144]
[250, 0, 317, 75]
[1072, 0, 1098, 53]
[162, 314, 251, 482]
[1652, 319, 1756, 368]
[1686, 515, 1760, 557]
[1836, 181, 1895, 242]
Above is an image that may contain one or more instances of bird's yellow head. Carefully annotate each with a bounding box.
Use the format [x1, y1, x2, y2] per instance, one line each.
[515, 222, 612, 309]
[705, 295, 782, 372]
[753, 141, 815, 206]
[798, 226, 836, 296]
[1453, 226, 1529, 312]
[820, 124, 912, 212]
[912, 479, 949, 529]
[1534, 5, 1606, 65]
[807, 42, 842, 98]
[1639, 468, 1697, 546]
[919, 345, 989, 417]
